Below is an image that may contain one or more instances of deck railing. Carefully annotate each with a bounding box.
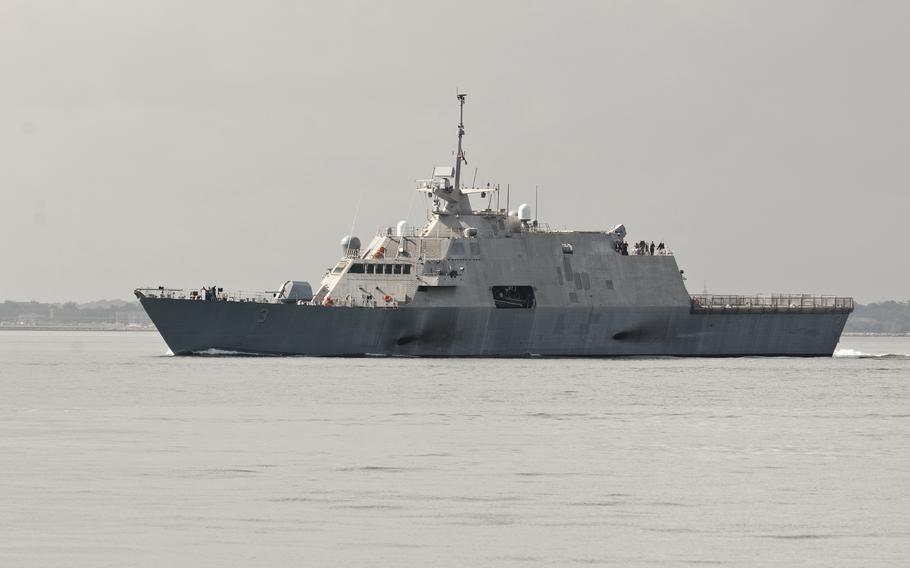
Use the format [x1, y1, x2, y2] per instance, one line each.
[690, 294, 854, 314]
[630, 248, 674, 256]
[135, 287, 276, 303]
[134, 287, 403, 308]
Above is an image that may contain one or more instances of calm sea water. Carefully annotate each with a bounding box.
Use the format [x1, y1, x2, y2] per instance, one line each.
[1, 331, 908, 567]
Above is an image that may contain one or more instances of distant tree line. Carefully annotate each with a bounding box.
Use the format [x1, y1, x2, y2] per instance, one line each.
[845, 301, 910, 334]
[0, 300, 151, 328]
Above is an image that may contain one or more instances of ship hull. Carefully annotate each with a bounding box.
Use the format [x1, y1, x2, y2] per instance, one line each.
[141, 298, 849, 357]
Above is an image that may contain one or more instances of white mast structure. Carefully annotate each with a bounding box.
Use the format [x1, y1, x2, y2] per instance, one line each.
[416, 93, 496, 218]
[453, 92, 466, 194]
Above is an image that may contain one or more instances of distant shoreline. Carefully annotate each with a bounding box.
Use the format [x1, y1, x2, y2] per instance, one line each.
[842, 332, 910, 337]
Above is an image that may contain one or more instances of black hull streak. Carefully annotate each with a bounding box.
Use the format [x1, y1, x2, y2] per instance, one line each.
[141, 298, 849, 357]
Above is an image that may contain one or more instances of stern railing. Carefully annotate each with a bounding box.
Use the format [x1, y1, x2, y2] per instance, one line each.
[690, 294, 854, 314]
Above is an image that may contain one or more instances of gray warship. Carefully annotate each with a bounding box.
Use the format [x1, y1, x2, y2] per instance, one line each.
[136, 95, 854, 356]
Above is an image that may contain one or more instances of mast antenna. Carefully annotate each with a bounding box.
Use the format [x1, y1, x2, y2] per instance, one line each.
[454, 93, 466, 191]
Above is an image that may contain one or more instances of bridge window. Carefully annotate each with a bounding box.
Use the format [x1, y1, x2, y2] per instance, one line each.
[357, 263, 413, 275]
[492, 286, 536, 309]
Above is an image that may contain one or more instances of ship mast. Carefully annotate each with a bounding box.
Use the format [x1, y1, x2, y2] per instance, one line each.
[453, 93, 466, 192]
[415, 93, 482, 217]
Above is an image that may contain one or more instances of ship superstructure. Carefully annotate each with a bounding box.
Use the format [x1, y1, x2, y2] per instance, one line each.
[136, 95, 853, 356]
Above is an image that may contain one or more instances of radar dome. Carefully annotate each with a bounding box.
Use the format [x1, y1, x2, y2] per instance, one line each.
[341, 235, 361, 254]
[518, 203, 532, 221]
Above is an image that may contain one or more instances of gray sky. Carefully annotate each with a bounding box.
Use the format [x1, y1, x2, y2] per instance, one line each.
[1, 0, 907, 303]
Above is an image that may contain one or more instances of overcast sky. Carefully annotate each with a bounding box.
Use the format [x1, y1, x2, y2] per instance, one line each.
[1, 0, 907, 303]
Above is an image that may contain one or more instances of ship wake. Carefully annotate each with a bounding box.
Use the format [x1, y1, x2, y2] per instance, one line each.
[191, 348, 274, 357]
[833, 348, 910, 359]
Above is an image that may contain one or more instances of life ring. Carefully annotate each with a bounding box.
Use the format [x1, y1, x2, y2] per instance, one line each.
[383, 294, 393, 303]
[373, 245, 386, 259]
[323, 296, 334, 307]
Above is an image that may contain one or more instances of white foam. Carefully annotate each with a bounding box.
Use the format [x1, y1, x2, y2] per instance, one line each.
[834, 348, 867, 358]
[834, 348, 909, 359]
[192, 348, 260, 356]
